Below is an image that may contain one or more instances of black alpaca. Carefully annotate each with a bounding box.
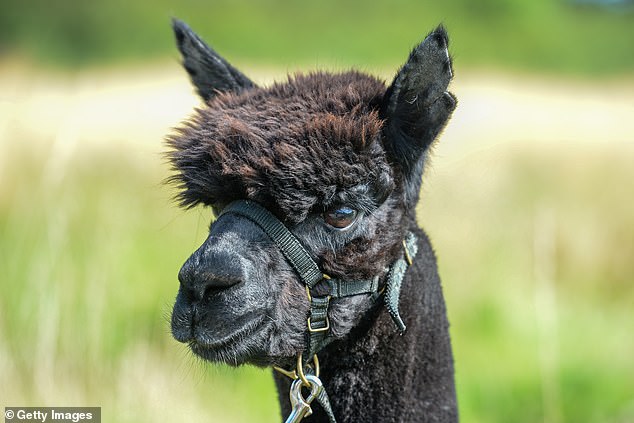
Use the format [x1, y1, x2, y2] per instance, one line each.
[167, 19, 458, 422]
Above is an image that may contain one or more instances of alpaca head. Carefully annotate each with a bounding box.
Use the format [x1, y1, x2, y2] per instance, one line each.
[168, 19, 455, 368]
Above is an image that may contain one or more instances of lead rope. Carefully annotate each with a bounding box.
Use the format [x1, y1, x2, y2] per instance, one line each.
[217, 200, 418, 423]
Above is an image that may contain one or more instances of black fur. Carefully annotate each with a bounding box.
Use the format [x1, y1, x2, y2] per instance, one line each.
[380, 25, 457, 207]
[172, 18, 255, 101]
[167, 20, 458, 422]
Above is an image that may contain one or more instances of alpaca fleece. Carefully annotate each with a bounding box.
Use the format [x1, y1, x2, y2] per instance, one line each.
[168, 19, 458, 423]
[167, 72, 395, 224]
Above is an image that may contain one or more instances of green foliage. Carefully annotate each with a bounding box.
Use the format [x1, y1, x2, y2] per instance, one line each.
[1, 0, 633, 74]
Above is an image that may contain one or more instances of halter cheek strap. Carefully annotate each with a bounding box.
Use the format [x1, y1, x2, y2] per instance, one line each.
[219, 200, 323, 288]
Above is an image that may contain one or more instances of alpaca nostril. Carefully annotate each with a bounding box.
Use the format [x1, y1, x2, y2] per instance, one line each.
[178, 252, 244, 302]
[183, 274, 242, 303]
[177, 231, 247, 301]
[201, 280, 232, 303]
[199, 272, 243, 299]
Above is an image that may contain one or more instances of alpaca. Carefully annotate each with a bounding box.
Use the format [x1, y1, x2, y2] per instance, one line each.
[168, 19, 458, 423]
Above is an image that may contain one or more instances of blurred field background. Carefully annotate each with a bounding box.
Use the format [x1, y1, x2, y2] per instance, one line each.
[1, 0, 633, 422]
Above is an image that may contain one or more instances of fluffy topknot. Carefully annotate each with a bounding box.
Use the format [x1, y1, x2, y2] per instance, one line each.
[167, 71, 394, 223]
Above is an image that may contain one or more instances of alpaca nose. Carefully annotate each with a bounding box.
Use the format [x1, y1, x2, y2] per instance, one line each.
[177, 245, 244, 301]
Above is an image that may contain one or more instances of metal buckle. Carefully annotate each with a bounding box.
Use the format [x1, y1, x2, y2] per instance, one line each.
[306, 274, 331, 334]
[307, 316, 330, 333]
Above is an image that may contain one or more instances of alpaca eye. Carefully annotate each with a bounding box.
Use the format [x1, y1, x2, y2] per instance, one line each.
[323, 206, 358, 229]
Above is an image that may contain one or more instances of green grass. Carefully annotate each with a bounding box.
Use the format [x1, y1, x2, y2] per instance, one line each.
[1, 0, 633, 75]
[419, 143, 634, 423]
[1, 130, 633, 421]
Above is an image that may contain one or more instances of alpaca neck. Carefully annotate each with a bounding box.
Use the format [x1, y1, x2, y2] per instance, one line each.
[274, 228, 457, 423]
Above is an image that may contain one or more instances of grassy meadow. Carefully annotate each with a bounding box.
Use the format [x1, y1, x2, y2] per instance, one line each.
[1, 1, 633, 422]
[0, 66, 632, 422]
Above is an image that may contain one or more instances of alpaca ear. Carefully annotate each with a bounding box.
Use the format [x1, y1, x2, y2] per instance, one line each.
[172, 18, 256, 102]
[380, 26, 457, 207]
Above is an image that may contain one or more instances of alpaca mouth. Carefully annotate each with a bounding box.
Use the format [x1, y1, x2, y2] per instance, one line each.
[188, 315, 269, 365]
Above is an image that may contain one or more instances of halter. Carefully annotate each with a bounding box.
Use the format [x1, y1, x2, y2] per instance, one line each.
[217, 199, 418, 422]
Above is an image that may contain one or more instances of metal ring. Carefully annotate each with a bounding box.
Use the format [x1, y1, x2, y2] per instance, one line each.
[296, 353, 320, 387]
[305, 274, 331, 302]
[272, 365, 297, 380]
[297, 353, 310, 386]
[274, 354, 320, 384]
[313, 354, 320, 377]
[305, 285, 312, 302]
